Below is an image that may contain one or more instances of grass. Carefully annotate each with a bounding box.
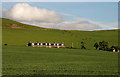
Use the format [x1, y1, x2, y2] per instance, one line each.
[1, 18, 119, 76]
[2, 28, 118, 49]
[2, 18, 118, 49]
[2, 46, 118, 76]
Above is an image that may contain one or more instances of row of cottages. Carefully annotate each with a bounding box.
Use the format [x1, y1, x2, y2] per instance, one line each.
[27, 42, 65, 48]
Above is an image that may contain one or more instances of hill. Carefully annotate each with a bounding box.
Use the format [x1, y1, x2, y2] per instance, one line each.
[1, 18, 119, 76]
[2, 18, 118, 49]
[2, 18, 46, 29]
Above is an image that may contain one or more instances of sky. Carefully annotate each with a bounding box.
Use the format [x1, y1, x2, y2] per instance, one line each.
[2, 2, 118, 31]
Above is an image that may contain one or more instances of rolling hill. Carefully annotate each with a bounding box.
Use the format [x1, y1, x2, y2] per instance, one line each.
[2, 18, 118, 49]
[1, 18, 119, 76]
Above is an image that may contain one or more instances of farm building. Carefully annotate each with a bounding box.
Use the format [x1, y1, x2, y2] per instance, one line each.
[27, 42, 65, 48]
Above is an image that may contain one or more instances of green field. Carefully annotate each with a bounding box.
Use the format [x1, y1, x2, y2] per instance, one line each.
[1, 18, 119, 76]
[2, 18, 118, 49]
[2, 46, 118, 76]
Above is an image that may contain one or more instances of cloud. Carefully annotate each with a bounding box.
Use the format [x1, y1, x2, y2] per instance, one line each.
[2, 3, 118, 31]
[22, 20, 99, 31]
[3, 3, 62, 23]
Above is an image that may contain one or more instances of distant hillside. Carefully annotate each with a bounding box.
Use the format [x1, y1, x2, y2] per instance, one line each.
[2, 18, 118, 49]
[2, 18, 119, 31]
[2, 18, 47, 29]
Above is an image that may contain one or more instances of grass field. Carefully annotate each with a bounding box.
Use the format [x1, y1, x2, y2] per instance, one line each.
[1, 18, 119, 76]
[2, 18, 118, 49]
[2, 46, 118, 76]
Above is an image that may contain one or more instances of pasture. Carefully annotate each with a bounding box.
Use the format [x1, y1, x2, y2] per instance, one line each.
[2, 28, 118, 49]
[2, 46, 118, 76]
[1, 18, 119, 76]
[2, 18, 118, 49]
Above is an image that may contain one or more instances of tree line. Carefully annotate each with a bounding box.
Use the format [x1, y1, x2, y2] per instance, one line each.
[70, 41, 119, 52]
[94, 41, 119, 52]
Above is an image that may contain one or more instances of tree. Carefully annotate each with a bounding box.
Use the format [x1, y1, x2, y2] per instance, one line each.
[81, 42, 86, 49]
[97, 41, 109, 51]
[111, 45, 118, 50]
[103, 41, 109, 50]
[28, 41, 32, 46]
[4, 44, 7, 46]
[94, 42, 99, 50]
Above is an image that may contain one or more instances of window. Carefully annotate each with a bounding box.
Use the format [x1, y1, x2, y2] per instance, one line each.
[34, 43, 37, 45]
[43, 43, 45, 45]
[51, 43, 54, 46]
[59, 44, 62, 46]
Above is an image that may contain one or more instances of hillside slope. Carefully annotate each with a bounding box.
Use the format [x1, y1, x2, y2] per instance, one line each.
[2, 18, 46, 29]
[2, 18, 118, 49]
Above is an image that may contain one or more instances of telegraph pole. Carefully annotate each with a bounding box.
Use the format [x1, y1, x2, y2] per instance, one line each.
[72, 42, 73, 48]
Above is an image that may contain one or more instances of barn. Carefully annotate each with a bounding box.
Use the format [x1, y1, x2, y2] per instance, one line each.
[27, 41, 65, 48]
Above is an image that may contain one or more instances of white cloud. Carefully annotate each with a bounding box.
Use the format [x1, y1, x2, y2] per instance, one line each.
[3, 3, 62, 23]
[2, 3, 118, 31]
[22, 20, 99, 30]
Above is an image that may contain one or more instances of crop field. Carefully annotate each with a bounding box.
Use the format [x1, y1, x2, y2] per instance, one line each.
[2, 46, 118, 76]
